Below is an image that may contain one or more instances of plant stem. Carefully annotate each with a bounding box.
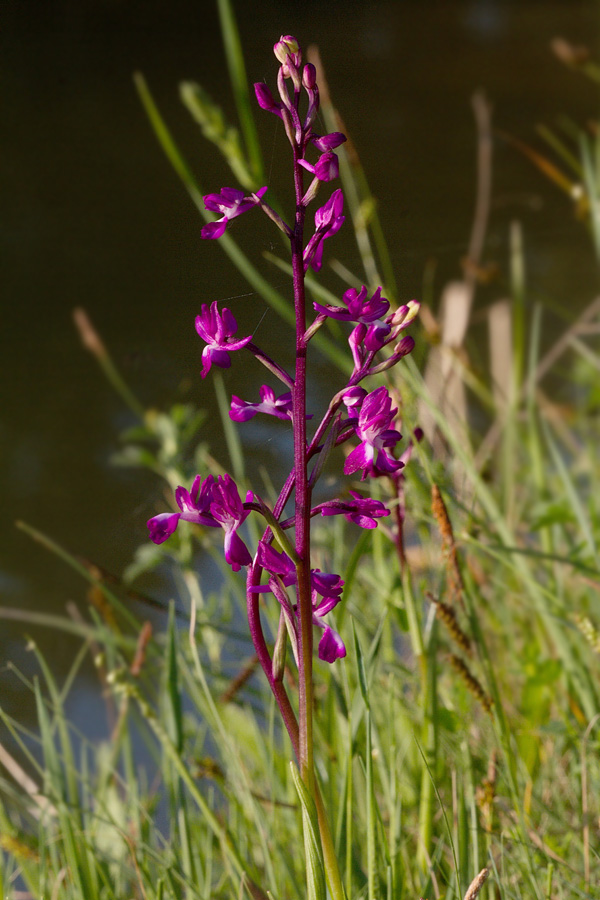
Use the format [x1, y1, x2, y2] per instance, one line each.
[291, 146, 315, 794]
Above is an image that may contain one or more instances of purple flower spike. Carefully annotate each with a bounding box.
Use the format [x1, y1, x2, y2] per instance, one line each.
[344, 386, 404, 479]
[319, 491, 390, 529]
[209, 474, 252, 572]
[230, 385, 294, 422]
[201, 186, 268, 240]
[195, 301, 253, 378]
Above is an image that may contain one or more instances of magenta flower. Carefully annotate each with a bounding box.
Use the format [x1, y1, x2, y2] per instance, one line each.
[342, 385, 367, 420]
[387, 301, 420, 336]
[303, 189, 345, 272]
[298, 151, 339, 182]
[147, 474, 252, 572]
[209, 474, 252, 572]
[314, 285, 391, 347]
[195, 301, 253, 378]
[251, 541, 296, 593]
[147, 474, 220, 544]
[273, 35, 301, 69]
[348, 323, 369, 373]
[310, 132, 346, 152]
[344, 386, 404, 479]
[317, 626, 346, 663]
[366, 334, 416, 376]
[254, 82, 283, 117]
[250, 541, 346, 663]
[302, 63, 317, 90]
[318, 491, 390, 529]
[311, 569, 344, 612]
[312, 572, 346, 662]
[201, 186, 268, 239]
[229, 385, 293, 422]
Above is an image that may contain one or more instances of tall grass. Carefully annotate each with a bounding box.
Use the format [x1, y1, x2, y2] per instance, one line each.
[2, 7, 600, 899]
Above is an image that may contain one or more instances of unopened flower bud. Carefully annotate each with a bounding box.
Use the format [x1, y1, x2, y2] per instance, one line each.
[274, 35, 301, 67]
[302, 63, 317, 90]
[272, 611, 288, 683]
[254, 81, 280, 113]
[342, 385, 367, 414]
[393, 335, 415, 358]
[389, 300, 420, 330]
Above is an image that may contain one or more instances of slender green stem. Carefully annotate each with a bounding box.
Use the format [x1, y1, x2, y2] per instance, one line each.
[314, 785, 347, 900]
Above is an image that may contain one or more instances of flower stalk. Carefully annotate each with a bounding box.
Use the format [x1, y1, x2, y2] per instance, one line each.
[291, 144, 316, 791]
[145, 32, 420, 900]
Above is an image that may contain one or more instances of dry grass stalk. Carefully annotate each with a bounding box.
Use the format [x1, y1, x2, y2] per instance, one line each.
[220, 654, 260, 703]
[0, 833, 40, 864]
[73, 306, 108, 360]
[420, 91, 492, 475]
[573, 613, 600, 654]
[476, 751, 497, 834]
[431, 484, 464, 604]
[463, 867, 490, 900]
[0, 742, 57, 820]
[130, 621, 153, 677]
[84, 562, 118, 631]
[475, 294, 600, 470]
[430, 595, 472, 655]
[420, 281, 472, 456]
[488, 299, 513, 415]
[449, 655, 493, 715]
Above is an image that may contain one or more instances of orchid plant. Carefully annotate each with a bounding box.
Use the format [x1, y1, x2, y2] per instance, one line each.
[147, 35, 419, 900]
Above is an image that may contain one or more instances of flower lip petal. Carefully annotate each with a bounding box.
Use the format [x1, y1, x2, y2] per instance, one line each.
[318, 626, 346, 663]
[311, 132, 347, 152]
[147, 512, 181, 544]
[224, 530, 252, 571]
[313, 151, 339, 182]
[201, 220, 228, 240]
[254, 82, 282, 115]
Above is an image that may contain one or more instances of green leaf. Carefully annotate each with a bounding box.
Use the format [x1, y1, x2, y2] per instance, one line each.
[289, 763, 326, 900]
[352, 624, 370, 711]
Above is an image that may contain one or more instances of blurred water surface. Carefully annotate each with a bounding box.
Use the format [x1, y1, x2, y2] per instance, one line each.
[2, 0, 598, 731]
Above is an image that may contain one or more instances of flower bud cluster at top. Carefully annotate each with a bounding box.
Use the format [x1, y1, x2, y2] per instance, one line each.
[147, 35, 420, 668]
